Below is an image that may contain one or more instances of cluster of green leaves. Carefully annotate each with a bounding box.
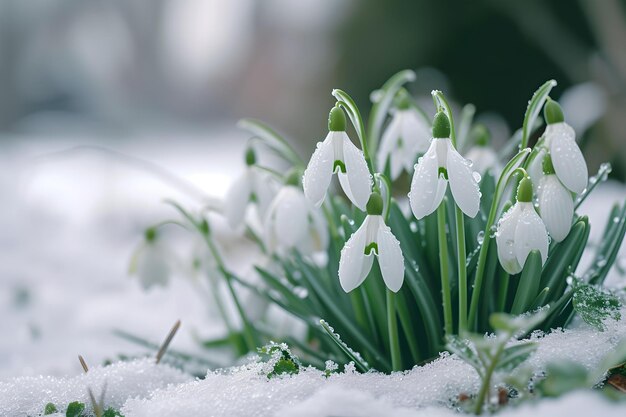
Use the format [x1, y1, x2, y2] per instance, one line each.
[446, 311, 546, 414]
[151, 72, 625, 374]
[257, 342, 302, 379]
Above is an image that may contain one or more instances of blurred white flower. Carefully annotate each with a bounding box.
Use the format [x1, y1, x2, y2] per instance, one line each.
[130, 229, 172, 290]
[496, 177, 549, 275]
[464, 124, 501, 177]
[409, 112, 481, 220]
[224, 148, 276, 229]
[265, 180, 328, 254]
[537, 155, 574, 242]
[377, 92, 430, 180]
[303, 106, 372, 211]
[339, 193, 404, 293]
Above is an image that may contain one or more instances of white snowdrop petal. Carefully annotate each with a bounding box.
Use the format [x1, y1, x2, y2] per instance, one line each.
[547, 122, 588, 194]
[338, 219, 369, 292]
[341, 135, 372, 210]
[302, 134, 334, 207]
[409, 141, 441, 220]
[538, 175, 574, 242]
[224, 171, 251, 228]
[251, 168, 276, 220]
[376, 223, 405, 292]
[496, 204, 523, 275]
[514, 203, 549, 269]
[447, 142, 481, 218]
[274, 188, 309, 248]
[377, 115, 401, 176]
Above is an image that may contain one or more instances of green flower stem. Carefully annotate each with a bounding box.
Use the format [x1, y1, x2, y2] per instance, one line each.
[456, 207, 468, 332]
[497, 272, 510, 312]
[203, 234, 258, 351]
[474, 340, 506, 415]
[431, 90, 457, 147]
[386, 289, 402, 371]
[375, 173, 393, 221]
[437, 202, 454, 337]
[468, 152, 531, 329]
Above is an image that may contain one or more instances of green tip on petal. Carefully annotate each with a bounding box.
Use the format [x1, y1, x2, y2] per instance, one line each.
[432, 112, 450, 138]
[328, 106, 346, 131]
[544, 98, 564, 125]
[145, 227, 157, 243]
[517, 177, 533, 202]
[285, 169, 301, 186]
[245, 146, 256, 166]
[542, 153, 556, 175]
[471, 124, 490, 147]
[366, 192, 384, 215]
[394, 88, 412, 110]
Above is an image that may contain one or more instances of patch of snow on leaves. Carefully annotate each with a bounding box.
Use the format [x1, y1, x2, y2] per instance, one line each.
[0, 358, 191, 416]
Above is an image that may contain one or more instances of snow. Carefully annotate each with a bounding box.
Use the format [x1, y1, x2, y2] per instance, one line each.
[0, 359, 191, 416]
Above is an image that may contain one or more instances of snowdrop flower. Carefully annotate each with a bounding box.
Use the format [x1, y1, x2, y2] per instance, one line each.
[377, 90, 430, 180]
[224, 147, 276, 229]
[265, 171, 329, 254]
[130, 228, 171, 289]
[464, 124, 501, 177]
[537, 154, 574, 242]
[496, 177, 549, 274]
[531, 99, 588, 194]
[339, 192, 404, 293]
[302, 106, 372, 210]
[409, 112, 481, 220]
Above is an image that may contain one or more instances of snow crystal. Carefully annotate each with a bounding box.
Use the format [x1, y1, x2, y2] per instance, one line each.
[0, 358, 191, 416]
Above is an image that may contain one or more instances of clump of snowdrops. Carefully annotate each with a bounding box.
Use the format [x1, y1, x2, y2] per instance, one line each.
[132, 70, 625, 373]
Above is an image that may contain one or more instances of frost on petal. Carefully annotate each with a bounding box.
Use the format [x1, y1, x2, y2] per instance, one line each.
[514, 203, 549, 269]
[447, 142, 480, 218]
[538, 175, 574, 242]
[496, 204, 523, 274]
[377, 116, 401, 177]
[224, 171, 251, 229]
[376, 223, 405, 292]
[409, 141, 444, 220]
[274, 188, 309, 249]
[251, 168, 276, 221]
[341, 135, 372, 210]
[338, 219, 369, 292]
[547, 122, 588, 194]
[527, 147, 547, 195]
[302, 134, 334, 207]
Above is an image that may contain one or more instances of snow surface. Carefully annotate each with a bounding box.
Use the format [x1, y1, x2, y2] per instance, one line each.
[119, 315, 626, 417]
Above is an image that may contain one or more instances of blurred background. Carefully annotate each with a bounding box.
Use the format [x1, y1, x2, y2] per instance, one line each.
[1, 0, 625, 377]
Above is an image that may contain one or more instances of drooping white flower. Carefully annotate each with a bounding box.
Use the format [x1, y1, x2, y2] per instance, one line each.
[224, 147, 276, 229]
[302, 106, 372, 211]
[496, 177, 549, 275]
[464, 124, 502, 177]
[537, 154, 574, 242]
[130, 228, 172, 290]
[265, 173, 329, 254]
[409, 112, 481, 220]
[377, 91, 431, 180]
[541, 99, 588, 194]
[339, 193, 404, 293]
